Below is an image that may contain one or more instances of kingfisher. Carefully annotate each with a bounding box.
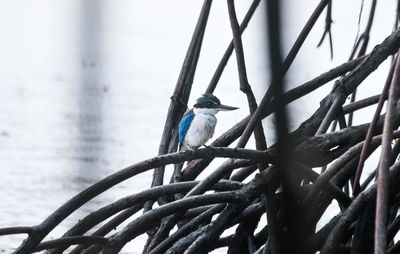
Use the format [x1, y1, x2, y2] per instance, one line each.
[178, 94, 238, 151]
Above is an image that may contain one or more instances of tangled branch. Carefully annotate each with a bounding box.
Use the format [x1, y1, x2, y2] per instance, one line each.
[3, 1, 400, 254]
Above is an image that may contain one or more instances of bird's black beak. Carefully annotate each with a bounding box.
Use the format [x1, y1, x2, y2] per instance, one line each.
[216, 104, 239, 111]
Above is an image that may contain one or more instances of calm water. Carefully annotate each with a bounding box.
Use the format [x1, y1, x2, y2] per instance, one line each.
[0, 1, 396, 253]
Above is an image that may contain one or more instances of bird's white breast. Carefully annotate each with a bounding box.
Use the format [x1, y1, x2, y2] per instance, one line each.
[183, 109, 217, 150]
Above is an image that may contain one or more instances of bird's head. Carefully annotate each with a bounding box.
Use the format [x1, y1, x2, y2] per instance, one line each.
[193, 94, 238, 114]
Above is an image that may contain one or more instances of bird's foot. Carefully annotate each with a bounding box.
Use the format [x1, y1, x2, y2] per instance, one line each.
[188, 146, 197, 152]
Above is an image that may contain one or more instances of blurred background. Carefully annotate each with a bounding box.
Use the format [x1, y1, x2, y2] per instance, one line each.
[0, 0, 397, 252]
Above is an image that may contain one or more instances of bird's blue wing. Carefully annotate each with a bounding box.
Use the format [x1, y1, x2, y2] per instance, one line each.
[179, 110, 195, 144]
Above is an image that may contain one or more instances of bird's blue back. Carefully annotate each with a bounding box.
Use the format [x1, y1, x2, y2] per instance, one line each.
[179, 110, 195, 144]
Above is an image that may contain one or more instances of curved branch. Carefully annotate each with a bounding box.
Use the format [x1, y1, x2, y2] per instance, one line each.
[33, 236, 108, 253]
[15, 147, 272, 253]
[321, 160, 400, 254]
[143, 159, 251, 252]
[184, 55, 366, 180]
[183, 168, 277, 254]
[48, 180, 242, 254]
[149, 205, 225, 254]
[101, 191, 247, 253]
[68, 205, 143, 254]
[299, 25, 400, 142]
[302, 129, 400, 225]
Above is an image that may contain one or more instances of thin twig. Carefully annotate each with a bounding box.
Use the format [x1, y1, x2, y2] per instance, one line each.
[342, 94, 382, 114]
[352, 56, 396, 196]
[227, 0, 267, 153]
[317, 0, 333, 59]
[375, 50, 400, 254]
[347, 0, 376, 127]
[206, 0, 261, 93]
[236, 0, 331, 148]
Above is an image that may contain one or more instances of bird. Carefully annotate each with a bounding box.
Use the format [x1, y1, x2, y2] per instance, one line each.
[178, 94, 238, 151]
